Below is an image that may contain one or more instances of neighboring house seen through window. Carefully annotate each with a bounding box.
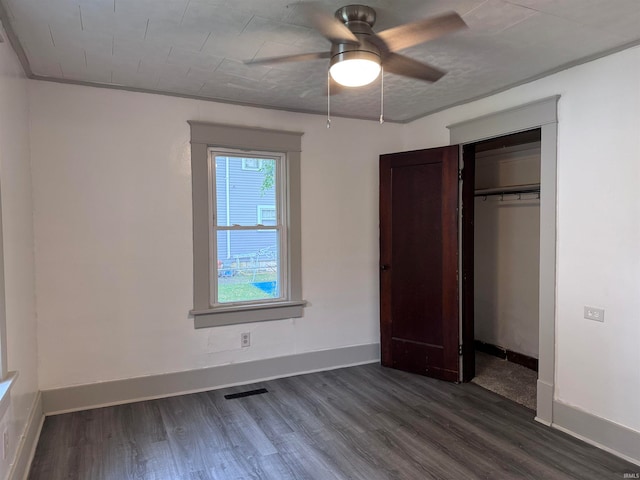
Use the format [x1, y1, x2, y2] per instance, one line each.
[212, 152, 282, 304]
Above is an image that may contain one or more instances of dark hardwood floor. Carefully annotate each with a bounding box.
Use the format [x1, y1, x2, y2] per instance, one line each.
[29, 363, 636, 479]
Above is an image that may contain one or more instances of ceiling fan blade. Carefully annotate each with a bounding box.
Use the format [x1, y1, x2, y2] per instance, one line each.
[245, 51, 331, 66]
[383, 53, 446, 83]
[297, 2, 360, 45]
[376, 11, 467, 52]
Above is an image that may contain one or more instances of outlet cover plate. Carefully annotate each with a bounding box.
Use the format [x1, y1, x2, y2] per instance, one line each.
[584, 306, 604, 322]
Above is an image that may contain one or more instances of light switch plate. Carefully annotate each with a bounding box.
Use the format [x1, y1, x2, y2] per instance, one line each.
[584, 306, 604, 322]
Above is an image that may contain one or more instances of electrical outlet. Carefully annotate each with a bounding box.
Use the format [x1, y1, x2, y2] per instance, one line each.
[3, 429, 8, 460]
[584, 306, 604, 322]
[241, 332, 251, 348]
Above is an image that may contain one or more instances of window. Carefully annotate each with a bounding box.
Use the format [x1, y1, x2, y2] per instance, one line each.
[241, 158, 262, 171]
[0, 196, 16, 417]
[257, 205, 276, 227]
[189, 121, 305, 328]
[0, 195, 7, 380]
[211, 153, 283, 304]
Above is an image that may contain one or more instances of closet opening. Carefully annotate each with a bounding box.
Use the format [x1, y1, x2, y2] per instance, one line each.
[464, 128, 541, 411]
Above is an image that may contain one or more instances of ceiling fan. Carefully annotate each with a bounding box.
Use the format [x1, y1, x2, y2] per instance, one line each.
[245, 3, 467, 88]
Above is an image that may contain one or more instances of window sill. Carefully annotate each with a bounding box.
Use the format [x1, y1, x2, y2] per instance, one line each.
[191, 300, 306, 328]
[0, 371, 18, 420]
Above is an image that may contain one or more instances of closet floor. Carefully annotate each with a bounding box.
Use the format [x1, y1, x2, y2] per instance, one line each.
[472, 351, 537, 410]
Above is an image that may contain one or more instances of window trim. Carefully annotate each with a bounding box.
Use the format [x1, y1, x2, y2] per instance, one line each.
[0, 187, 7, 381]
[209, 149, 286, 307]
[0, 183, 16, 415]
[188, 121, 305, 328]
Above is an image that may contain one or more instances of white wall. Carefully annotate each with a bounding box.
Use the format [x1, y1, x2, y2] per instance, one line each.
[474, 145, 540, 358]
[28, 81, 404, 389]
[404, 46, 640, 432]
[0, 22, 39, 478]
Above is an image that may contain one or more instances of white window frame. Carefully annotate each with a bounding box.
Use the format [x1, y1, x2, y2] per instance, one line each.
[188, 121, 305, 328]
[209, 150, 286, 306]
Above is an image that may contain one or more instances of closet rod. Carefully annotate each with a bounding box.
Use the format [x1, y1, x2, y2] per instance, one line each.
[474, 183, 540, 198]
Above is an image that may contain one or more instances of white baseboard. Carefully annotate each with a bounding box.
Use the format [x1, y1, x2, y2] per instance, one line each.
[8, 392, 44, 480]
[552, 400, 640, 467]
[42, 343, 381, 415]
[534, 416, 551, 427]
[535, 378, 553, 424]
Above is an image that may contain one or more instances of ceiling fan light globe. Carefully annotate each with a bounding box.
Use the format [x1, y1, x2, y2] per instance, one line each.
[330, 58, 381, 87]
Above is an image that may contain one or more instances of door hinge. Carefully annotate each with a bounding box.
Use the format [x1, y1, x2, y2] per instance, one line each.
[458, 169, 463, 180]
[458, 344, 463, 355]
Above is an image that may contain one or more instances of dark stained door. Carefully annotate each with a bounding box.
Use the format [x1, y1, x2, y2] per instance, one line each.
[380, 146, 460, 382]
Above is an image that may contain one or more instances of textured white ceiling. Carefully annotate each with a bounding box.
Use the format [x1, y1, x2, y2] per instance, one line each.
[2, 0, 640, 122]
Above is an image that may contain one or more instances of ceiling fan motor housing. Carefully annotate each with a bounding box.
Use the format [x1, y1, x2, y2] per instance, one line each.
[330, 5, 381, 70]
[335, 4, 376, 26]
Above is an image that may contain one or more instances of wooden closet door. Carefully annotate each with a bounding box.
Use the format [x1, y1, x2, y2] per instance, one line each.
[379, 145, 460, 382]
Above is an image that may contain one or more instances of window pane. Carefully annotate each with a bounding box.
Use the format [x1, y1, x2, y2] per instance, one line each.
[215, 156, 277, 227]
[216, 230, 280, 303]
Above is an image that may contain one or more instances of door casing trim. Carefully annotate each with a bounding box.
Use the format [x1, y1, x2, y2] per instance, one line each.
[447, 95, 559, 425]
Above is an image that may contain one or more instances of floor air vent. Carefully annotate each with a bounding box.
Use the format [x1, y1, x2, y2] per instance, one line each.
[224, 388, 268, 400]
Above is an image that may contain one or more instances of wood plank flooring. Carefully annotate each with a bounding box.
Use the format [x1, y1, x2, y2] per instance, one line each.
[29, 363, 637, 479]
